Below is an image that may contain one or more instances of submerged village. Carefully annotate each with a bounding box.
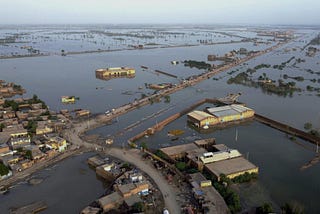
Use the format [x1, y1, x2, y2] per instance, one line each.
[0, 26, 320, 214]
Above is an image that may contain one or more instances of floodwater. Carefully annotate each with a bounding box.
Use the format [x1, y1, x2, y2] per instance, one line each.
[0, 152, 104, 214]
[1, 26, 320, 213]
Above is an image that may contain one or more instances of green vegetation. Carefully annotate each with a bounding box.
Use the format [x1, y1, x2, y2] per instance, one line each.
[304, 122, 313, 130]
[232, 172, 258, 183]
[141, 142, 148, 150]
[175, 162, 187, 171]
[213, 175, 241, 213]
[227, 72, 301, 97]
[256, 203, 273, 214]
[281, 202, 305, 214]
[0, 123, 5, 131]
[13, 84, 22, 90]
[132, 202, 145, 212]
[303, 122, 320, 138]
[183, 60, 211, 70]
[254, 64, 271, 70]
[273, 57, 295, 70]
[4, 100, 19, 111]
[26, 120, 37, 134]
[24, 150, 33, 160]
[155, 150, 166, 160]
[121, 162, 132, 170]
[28, 94, 48, 109]
[3, 94, 48, 111]
[164, 95, 171, 103]
[0, 162, 10, 176]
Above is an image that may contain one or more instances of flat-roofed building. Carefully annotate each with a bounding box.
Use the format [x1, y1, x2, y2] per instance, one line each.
[187, 110, 218, 128]
[115, 182, 149, 198]
[200, 150, 242, 164]
[160, 143, 199, 160]
[36, 121, 53, 135]
[206, 104, 254, 123]
[98, 192, 123, 212]
[205, 157, 259, 181]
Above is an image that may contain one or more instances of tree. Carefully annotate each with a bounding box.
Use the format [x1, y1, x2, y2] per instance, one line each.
[26, 120, 37, 134]
[141, 142, 148, 150]
[175, 162, 187, 171]
[25, 150, 33, 160]
[304, 122, 312, 130]
[132, 202, 145, 212]
[164, 95, 171, 103]
[257, 203, 273, 214]
[0, 162, 9, 176]
[0, 123, 5, 131]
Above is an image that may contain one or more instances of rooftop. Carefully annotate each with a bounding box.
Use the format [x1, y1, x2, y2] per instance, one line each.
[98, 191, 123, 207]
[206, 104, 253, 118]
[187, 110, 215, 121]
[160, 143, 199, 157]
[205, 157, 258, 177]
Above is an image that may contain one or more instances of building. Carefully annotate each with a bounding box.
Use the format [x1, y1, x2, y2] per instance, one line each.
[206, 104, 255, 123]
[205, 157, 259, 181]
[187, 111, 218, 128]
[0, 143, 10, 154]
[98, 192, 123, 212]
[199, 150, 242, 164]
[115, 182, 149, 198]
[87, 155, 105, 168]
[160, 143, 200, 160]
[95, 67, 135, 79]
[96, 162, 119, 181]
[3, 126, 31, 149]
[75, 110, 90, 117]
[36, 121, 53, 135]
[46, 136, 67, 152]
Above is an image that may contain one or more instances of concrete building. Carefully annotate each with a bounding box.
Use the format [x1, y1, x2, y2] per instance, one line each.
[206, 104, 254, 123]
[160, 142, 200, 160]
[87, 155, 105, 168]
[115, 182, 149, 198]
[95, 67, 135, 79]
[46, 136, 67, 152]
[187, 110, 218, 128]
[199, 150, 242, 164]
[36, 121, 53, 135]
[205, 157, 259, 181]
[98, 192, 123, 212]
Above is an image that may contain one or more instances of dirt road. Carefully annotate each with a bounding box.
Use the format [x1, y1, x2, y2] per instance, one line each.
[105, 148, 181, 214]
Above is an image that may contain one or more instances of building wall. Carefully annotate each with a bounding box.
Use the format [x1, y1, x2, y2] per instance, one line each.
[225, 168, 259, 180]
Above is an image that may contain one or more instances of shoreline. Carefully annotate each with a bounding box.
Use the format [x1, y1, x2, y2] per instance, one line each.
[0, 146, 91, 188]
[0, 40, 251, 60]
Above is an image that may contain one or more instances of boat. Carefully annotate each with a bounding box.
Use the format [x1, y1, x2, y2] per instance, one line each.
[61, 96, 75, 103]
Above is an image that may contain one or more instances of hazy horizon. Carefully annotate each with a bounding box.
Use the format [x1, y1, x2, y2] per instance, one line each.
[1, 0, 320, 25]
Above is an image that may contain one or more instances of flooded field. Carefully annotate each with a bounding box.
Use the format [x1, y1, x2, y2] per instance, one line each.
[1, 25, 320, 213]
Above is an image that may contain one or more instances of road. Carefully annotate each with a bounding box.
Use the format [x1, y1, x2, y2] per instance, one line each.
[105, 148, 181, 214]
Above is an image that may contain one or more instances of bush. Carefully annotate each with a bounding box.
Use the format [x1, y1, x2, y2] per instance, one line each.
[256, 203, 273, 214]
[232, 172, 258, 183]
[0, 162, 9, 176]
[132, 202, 145, 212]
[304, 122, 312, 130]
[175, 162, 187, 171]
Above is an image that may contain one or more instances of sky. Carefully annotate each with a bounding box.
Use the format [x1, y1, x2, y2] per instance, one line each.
[1, 0, 319, 25]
